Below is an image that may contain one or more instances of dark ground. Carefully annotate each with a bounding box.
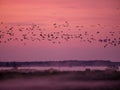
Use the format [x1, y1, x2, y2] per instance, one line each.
[0, 70, 120, 90]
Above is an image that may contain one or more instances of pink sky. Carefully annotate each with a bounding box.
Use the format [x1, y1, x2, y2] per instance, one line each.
[0, 0, 120, 61]
[0, 0, 120, 24]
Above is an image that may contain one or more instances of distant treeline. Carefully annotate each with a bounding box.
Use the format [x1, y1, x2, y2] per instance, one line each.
[0, 60, 120, 67]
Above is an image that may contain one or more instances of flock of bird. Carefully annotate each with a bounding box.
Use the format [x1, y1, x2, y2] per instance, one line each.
[0, 21, 120, 48]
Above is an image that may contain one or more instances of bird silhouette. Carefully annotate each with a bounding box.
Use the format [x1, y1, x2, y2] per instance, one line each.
[0, 21, 120, 48]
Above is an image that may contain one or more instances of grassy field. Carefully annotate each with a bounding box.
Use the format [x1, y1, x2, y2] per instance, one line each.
[0, 70, 120, 90]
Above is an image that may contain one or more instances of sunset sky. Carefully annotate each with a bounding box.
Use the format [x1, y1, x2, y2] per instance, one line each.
[0, 0, 120, 61]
